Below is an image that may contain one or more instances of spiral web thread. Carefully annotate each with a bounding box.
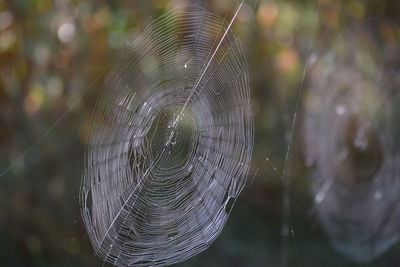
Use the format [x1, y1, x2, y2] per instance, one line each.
[80, 4, 253, 266]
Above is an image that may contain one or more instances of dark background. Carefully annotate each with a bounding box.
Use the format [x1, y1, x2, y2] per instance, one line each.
[0, 0, 399, 266]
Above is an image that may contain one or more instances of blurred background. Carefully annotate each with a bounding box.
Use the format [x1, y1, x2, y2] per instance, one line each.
[1, 0, 400, 266]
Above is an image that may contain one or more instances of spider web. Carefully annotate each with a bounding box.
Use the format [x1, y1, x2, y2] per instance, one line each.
[0, 1, 326, 266]
[80, 4, 254, 266]
[303, 21, 400, 262]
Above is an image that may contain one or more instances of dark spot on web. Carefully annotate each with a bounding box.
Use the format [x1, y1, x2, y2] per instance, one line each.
[168, 232, 179, 239]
